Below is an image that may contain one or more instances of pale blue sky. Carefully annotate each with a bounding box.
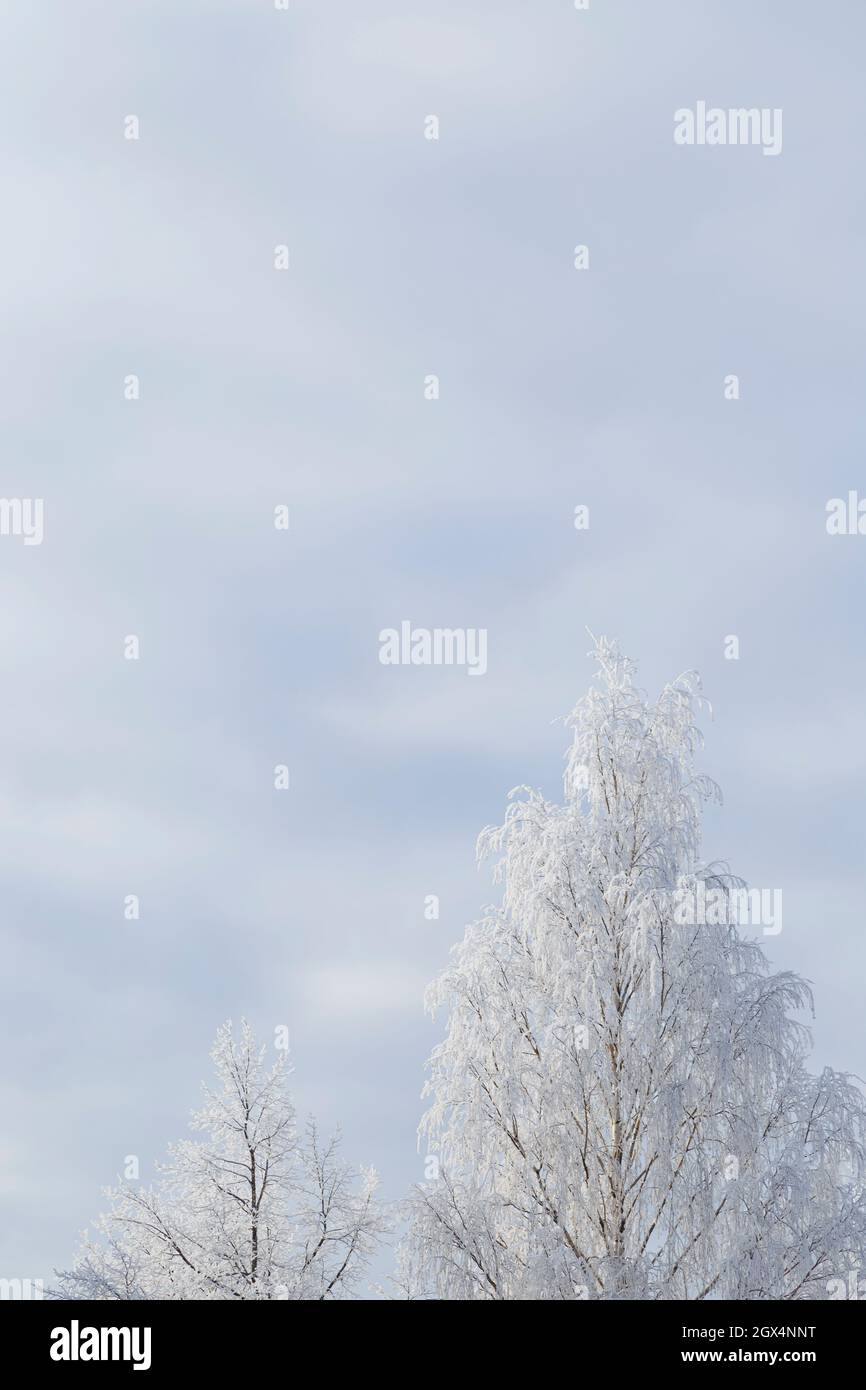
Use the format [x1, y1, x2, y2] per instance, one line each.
[1, 0, 864, 1285]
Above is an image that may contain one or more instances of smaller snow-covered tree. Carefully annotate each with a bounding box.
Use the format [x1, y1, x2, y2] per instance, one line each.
[53, 1020, 386, 1300]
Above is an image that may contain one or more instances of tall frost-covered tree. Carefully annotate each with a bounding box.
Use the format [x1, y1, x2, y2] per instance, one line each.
[404, 640, 866, 1300]
[53, 1021, 386, 1300]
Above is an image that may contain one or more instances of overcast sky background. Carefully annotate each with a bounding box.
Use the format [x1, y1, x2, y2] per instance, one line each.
[1, 0, 865, 1288]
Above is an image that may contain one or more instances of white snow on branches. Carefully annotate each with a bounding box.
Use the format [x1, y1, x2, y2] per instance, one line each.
[53, 1020, 387, 1300]
[401, 639, 866, 1300]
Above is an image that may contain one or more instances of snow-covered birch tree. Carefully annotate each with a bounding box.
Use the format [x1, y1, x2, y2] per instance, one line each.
[402, 639, 866, 1300]
[53, 1020, 386, 1300]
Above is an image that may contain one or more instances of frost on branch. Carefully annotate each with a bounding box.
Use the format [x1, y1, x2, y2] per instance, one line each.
[52, 1020, 387, 1300]
[403, 638, 866, 1300]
